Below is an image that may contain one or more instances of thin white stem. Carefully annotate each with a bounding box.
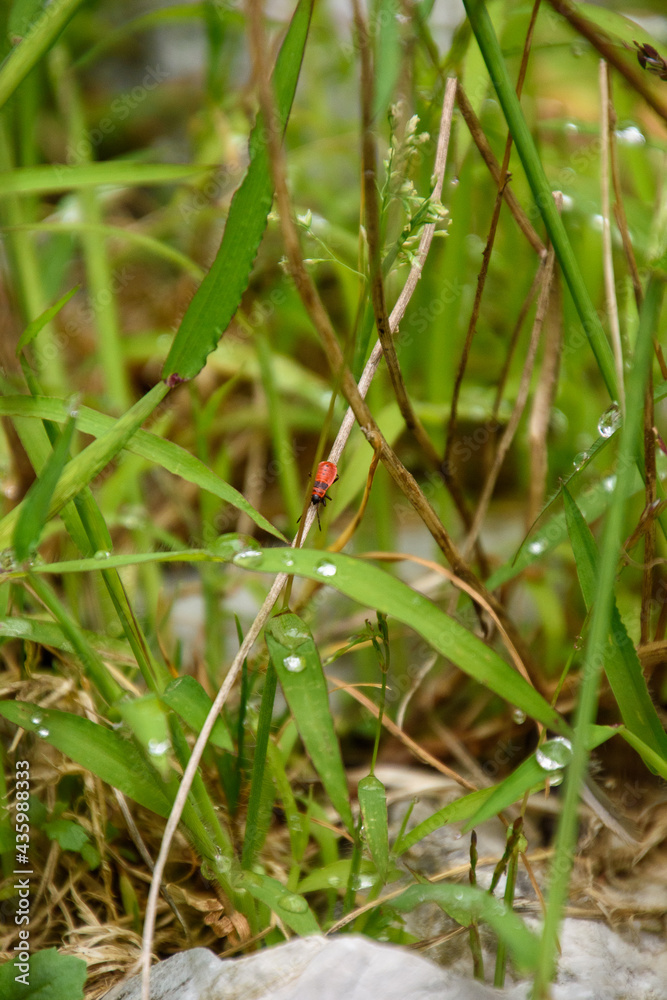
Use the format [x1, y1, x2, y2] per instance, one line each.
[140, 76, 458, 1000]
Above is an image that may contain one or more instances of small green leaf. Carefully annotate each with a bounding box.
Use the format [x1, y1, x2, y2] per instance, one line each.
[118, 694, 172, 779]
[298, 857, 379, 894]
[393, 883, 539, 972]
[237, 870, 320, 935]
[358, 774, 389, 880]
[0, 948, 86, 1000]
[265, 612, 354, 832]
[161, 676, 233, 751]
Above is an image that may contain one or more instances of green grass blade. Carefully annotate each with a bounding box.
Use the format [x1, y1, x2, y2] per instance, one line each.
[358, 774, 389, 881]
[0, 395, 284, 540]
[0, 701, 172, 818]
[237, 550, 565, 734]
[462, 726, 615, 832]
[533, 273, 665, 995]
[16, 285, 79, 352]
[462, 0, 617, 399]
[393, 882, 539, 973]
[241, 661, 278, 869]
[161, 676, 233, 751]
[267, 738, 308, 863]
[0, 617, 132, 664]
[373, 0, 401, 119]
[24, 574, 123, 706]
[265, 612, 355, 832]
[394, 788, 494, 855]
[0, 382, 169, 548]
[13, 416, 76, 561]
[297, 858, 379, 894]
[162, 0, 314, 381]
[563, 486, 667, 760]
[237, 870, 320, 935]
[0, 161, 210, 197]
[0, 0, 86, 111]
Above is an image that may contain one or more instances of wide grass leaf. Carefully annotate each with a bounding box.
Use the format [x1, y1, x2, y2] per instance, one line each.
[358, 774, 389, 881]
[393, 883, 539, 972]
[236, 549, 564, 733]
[563, 486, 667, 761]
[237, 870, 320, 935]
[0, 395, 283, 540]
[265, 612, 354, 832]
[0, 701, 171, 818]
[162, 0, 314, 381]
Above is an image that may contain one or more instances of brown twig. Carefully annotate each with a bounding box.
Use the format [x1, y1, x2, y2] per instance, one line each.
[462, 201, 560, 560]
[455, 85, 546, 259]
[599, 61, 625, 413]
[527, 265, 562, 525]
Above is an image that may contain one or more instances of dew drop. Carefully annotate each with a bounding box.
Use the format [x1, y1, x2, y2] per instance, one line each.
[573, 451, 589, 471]
[351, 872, 374, 891]
[66, 394, 80, 418]
[597, 401, 622, 439]
[528, 538, 546, 556]
[548, 772, 564, 787]
[232, 548, 264, 567]
[315, 559, 337, 578]
[278, 892, 309, 913]
[536, 736, 573, 772]
[327, 875, 343, 888]
[93, 550, 111, 560]
[148, 738, 171, 757]
[37, 727, 50, 738]
[284, 624, 310, 641]
[283, 556, 295, 568]
[602, 474, 617, 493]
[30, 714, 42, 726]
[512, 708, 527, 725]
[283, 654, 306, 673]
[564, 121, 578, 134]
[615, 125, 645, 146]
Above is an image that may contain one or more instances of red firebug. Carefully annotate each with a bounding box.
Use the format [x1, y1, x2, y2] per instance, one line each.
[304, 461, 339, 529]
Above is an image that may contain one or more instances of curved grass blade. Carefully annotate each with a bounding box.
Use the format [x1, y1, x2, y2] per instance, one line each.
[393, 882, 539, 973]
[0, 382, 170, 549]
[0, 395, 284, 540]
[162, 0, 314, 381]
[265, 612, 354, 832]
[563, 486, 667, 761]
[0, 700, 171, 818]
[236, 549, 565, 734]
[0, 0, 86, 111]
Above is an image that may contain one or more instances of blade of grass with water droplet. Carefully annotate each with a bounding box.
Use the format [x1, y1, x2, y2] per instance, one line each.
[265, 612, 354, 832]
[393, 882, 539, 972]
[358, 773, 389, 881]
[238, 871, 320, 935]
[242, 551, 565, 734]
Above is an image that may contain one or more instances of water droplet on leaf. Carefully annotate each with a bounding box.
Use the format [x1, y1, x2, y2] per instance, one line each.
[597, 401, 621, 439]
[536, 736, 573, 772]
